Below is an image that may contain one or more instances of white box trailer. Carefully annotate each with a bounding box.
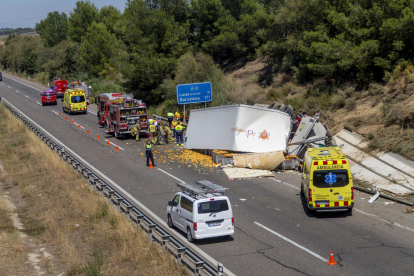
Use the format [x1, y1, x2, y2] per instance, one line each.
[184, 105, 291, 153]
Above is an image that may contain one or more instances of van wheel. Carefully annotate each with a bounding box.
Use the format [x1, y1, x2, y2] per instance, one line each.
[348, 208, 353, 213]
[301, 184, 304, 196]
[167, 215, 173, 228]
[187, 228, 194, 243]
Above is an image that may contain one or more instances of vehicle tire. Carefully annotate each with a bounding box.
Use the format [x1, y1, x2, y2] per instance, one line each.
[187, 227, 194, 243]
[115, 130, 119, 138]
[301, 184, 304, 196]
[167, 215, 173, 228]
[348, 208, 353, 213]
[84, 110, 87, 114]
[41, 103, 44, 106]
[97, 111, 100, 119]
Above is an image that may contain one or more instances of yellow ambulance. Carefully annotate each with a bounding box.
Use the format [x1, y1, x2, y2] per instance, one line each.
[301, 147, 354, 213]
[62, 89, 87, 114]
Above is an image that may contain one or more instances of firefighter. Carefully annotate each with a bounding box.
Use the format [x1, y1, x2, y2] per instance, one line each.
[149, 120, 157, 144]
[171, 119, 178, 137]
[145, 140, 155, 167]
[175, 122, 185, 146]
[167, 110, 174, 128]
[131, 122, 141, 141]
[163, 125, 172, 144]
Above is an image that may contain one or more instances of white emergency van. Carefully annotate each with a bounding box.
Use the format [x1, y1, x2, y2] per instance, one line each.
[167, 180, 234, 243]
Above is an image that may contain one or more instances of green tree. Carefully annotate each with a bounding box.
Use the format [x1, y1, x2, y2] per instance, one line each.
[78, 22, 123, 76]
[35, 11, 68, 47]
[98, 5, 121, 34]
[68, 0, 99, 43]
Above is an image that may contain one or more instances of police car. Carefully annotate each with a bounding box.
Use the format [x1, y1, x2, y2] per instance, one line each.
[167, 180, 234, 242]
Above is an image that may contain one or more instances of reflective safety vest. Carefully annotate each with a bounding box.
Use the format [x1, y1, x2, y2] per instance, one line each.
[167, 112, 174, 119]
[146, 144, 152, 151]
[175, 125, 184, 133]
[175, 111, 181, 119]
[149, 125, 156, 132]
[171, 121, 178, 128]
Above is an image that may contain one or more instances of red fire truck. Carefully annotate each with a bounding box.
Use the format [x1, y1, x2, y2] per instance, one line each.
[53, 79, 68, 98]
[97, 93, 148, 138]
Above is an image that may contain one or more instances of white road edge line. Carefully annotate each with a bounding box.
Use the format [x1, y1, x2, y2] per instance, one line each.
[25, 95, 30, 99]
[1, 97, 236, 276]
[15, 90, 19, 93]
[271, 179, 414, 233]
[51, 110, 59, 115]
[36, 102, 41, 106]
[354, 208, 414, 233]
[88, 110, 97, 115]
[158, 168, 185, 183]
[254, 221, 329, 262]
[7, 86, 11, 88]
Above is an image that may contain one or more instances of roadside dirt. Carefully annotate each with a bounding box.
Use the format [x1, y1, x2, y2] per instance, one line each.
[0, 105, 187, 275]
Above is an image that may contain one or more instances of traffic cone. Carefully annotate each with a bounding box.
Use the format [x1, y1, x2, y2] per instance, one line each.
[327, 251, 337, 266]
[149, 161, 153, 169]
[65, 115, 67, 121]
[96, 133, 100, 139]
[115, 144, 119, 152]
[78, 124, 81, 129]
[58, 111, 61, 116]
[107, 140, 110, 146]
[71, 119, 74, 124]
[86, 128, 89, 134]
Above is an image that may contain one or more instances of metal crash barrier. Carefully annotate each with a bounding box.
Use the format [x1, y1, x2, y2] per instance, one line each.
[0, 97, 225, 276]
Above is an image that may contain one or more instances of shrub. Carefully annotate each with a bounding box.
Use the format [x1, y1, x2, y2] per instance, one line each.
[330, 90, 346, 109]
[345, 98, 356, 111]
[368, 83, 384, 96]
[267, 88, 279, 100]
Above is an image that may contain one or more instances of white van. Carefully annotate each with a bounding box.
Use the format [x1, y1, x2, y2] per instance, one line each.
[167, 181, 234, 243]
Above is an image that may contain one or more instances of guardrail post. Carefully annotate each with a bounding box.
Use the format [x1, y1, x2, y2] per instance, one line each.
[136, 214, 144, 227]
[217, 262, 224, 276]
[148, 224, 156, 243]
[194, 261, 204, 276]
[116, 197, 123, 212]
[161, 234, 170, 252]
[176, 247, 186, 266]
[100, 183, 107, 197]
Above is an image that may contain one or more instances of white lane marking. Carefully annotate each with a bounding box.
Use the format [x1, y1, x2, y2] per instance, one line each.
[271, 179, 414, 233]
[15, 90, 19, 93]
[4, 76, 42, 92]
[36, 102, 41, 106]
[240, 198, 247, 201]
[254, 222, 329, 262]
[7, 86, 11, 88]
[0, 98, 235, 276]
[1, 83, 4, 85]
[88, 110, 97, 115]
[51, 110, 60, 115]
[158, 168, 185, 183]
[74, 123, 86, 130]
[25, 95, 30, 99]
[354, 208, 414, 233]
[272, 179, 300, 190]
[104, 139, 124, 150]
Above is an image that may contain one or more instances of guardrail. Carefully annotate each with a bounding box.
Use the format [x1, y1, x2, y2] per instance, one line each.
[0, 97, 226, 276]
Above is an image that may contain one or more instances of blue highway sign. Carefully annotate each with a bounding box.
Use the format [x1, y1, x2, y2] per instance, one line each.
[176, 82, 212, 104]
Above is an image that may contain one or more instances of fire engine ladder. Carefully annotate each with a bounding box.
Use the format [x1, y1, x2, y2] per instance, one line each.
[177, 180, 229, 196]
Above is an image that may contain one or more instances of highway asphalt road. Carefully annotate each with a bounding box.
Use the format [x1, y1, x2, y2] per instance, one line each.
[1, 73, 414, 276]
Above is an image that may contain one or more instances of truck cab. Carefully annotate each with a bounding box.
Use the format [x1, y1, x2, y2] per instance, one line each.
[53, 79, 68, 98]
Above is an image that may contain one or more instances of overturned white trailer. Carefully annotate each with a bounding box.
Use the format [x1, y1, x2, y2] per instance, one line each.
[184, 105, 291, 153]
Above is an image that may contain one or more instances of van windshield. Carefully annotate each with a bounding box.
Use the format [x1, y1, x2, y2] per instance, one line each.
[71, 95, 85, 103]
[198, 200, 229, 214]
[313, 170, 349, 188]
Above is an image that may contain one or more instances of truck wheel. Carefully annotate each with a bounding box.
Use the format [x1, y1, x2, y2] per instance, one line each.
[187, 227, 194, 243]
[167, 215, 173, 228]
[115, 131, 119, 138]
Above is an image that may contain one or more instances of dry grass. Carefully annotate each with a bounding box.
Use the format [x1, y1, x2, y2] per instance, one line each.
[0, 106, 187, 275]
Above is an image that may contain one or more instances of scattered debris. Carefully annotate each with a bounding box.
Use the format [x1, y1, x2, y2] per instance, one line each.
[222, 167, 274, 180]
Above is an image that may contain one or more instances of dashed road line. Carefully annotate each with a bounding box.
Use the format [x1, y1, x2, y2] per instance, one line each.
[36, 102, 41, 106]
[158, 168, 185, 183]
[15, 90, 19, 93]
[25, 95, 30, 99]
[254, 222, 329, 262]
[7, 86, 11, 88]
[271, 178, 414, 233]
[88, 110, 97, 115]
[51, 110, 60, 115]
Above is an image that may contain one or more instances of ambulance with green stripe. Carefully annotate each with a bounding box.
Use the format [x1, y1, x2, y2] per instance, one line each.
[301, 147, 354, 213]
